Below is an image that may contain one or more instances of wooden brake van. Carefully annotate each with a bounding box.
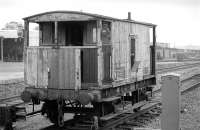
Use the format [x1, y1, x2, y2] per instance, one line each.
[21, 11, 156, 127]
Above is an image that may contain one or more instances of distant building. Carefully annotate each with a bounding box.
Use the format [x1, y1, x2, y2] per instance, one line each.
[157, 42, 170, 48]
[183, 45, 200, 50]
[0, 29, 24, 62]
[0, 30, 18, 38]
[2, 21, 23, 30]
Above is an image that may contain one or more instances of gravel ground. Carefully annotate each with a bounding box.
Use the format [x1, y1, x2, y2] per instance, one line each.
[145, 83, 200, 130]
[181, 86, 200, 130]
[145, 66, 200, 130]
[14, 113, 74, 130]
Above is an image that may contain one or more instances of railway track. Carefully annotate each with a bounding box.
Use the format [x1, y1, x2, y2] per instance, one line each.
[157, 62, 200, 74]
[1, 63, 200, 130]
[40, 101, 161, 130]
[0, 96, 20, 103]
[154, 74, 200, 95]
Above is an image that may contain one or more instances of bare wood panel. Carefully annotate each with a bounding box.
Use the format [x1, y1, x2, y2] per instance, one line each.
[37, 48, 48, 87]
[25, 47, 81, 90]
[111, 21, 151, 82]
[26, 48, 38, 86]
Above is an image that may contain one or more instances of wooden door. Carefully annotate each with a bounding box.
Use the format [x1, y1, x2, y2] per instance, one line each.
[102, 45, 112, 83]
[81, 48, 98, 83]
[48, 48, 81, 90]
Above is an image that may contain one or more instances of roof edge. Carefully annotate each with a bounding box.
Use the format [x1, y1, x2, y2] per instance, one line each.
[23, 10, 157, 27]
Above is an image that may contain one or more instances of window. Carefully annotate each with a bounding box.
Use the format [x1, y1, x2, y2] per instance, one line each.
[130, 37, 135, 68]
[101, 21, 111, 44]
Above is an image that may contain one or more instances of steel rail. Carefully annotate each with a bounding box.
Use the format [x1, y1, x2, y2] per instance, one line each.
[157, 62, 200, 74]
[153, 74, 200, 96]
[100, 102, 160, 130]
[0, 96, 21, 104]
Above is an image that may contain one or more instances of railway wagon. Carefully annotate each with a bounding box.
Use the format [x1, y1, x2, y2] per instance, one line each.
[21, 11, 156, 127]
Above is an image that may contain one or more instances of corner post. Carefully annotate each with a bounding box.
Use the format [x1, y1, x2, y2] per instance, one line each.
[152, 26, 156, 75]
[24, 20, 29, 82]
[97, 20, 103, 86]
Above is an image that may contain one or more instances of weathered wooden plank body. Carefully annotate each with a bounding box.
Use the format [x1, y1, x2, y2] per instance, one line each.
[23, 11, 156, 102]
[111, 21, 152, 82]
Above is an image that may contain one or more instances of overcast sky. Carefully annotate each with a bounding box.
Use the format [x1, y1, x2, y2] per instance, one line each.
[0, 0, 199, 47]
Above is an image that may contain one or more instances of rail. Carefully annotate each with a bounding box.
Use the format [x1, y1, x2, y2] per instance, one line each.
[158, 58, 200, 63]
[0, 96, 22, 106]
[157, 62, 200, 74]
[153, 73, 200, 96]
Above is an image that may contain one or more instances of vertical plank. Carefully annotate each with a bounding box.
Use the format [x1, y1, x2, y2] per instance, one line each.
[58, 49, 64, 89]
[41, 48, 48, 87]
[26, 48, 38, 86]
[64, 48, 69, 89]
[82, 49, 87, 82]
[75, 49, 81, 90]
[67, 49, 72, 89]
[49, 49, 59, 88]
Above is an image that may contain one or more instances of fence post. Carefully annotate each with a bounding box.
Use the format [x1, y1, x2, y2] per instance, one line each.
[161, 73, 180, 130]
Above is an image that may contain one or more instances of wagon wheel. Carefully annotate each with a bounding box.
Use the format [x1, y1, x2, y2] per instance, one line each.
[3, 122, 13, 130]
[57, 99, 64, 127]
[47, 107, 58, 124]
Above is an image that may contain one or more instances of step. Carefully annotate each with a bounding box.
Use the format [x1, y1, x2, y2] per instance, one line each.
[101, 96, 121, 102]
[15, 107, 26, 121]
